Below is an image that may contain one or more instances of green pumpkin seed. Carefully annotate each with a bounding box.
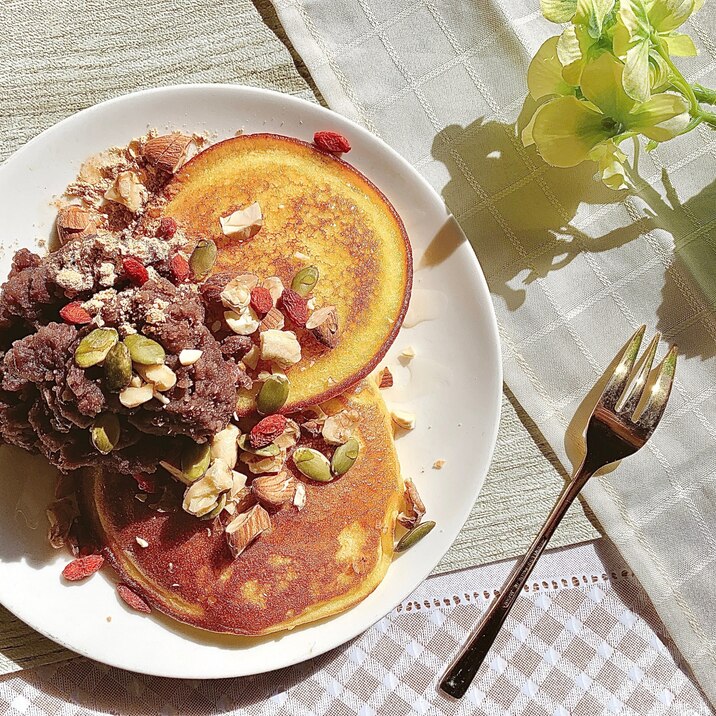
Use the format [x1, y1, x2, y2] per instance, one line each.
[293, 447, 332, 482]
[237, 433, 280, 457]
[104, 341, 132, 392]
[74, 328, 119, 368]
[189, 239, 217, 278]
[291, 265, 319, 296]
[256, 374, 290, 415]
[202, 492, 227, 520]
[395, 520, 436, 552]
[331, 438, 359, 476]
[91, 413, 121, 454]
[123, 334, 166, 365]
[180, 442, 211, 482]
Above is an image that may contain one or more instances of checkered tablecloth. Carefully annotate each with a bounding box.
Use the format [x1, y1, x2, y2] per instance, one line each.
[0, 539, 711, 715]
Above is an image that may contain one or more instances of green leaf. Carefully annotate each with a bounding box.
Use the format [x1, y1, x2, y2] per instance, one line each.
[662, 32, 698, 55]
[528, 36, 576, 100]
[532, 96, 611, 167]
[540, 0, 577, 22]
[626, 92, 690, 140]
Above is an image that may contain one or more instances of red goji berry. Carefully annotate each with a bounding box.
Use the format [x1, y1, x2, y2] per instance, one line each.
[314, 131, 351, 154]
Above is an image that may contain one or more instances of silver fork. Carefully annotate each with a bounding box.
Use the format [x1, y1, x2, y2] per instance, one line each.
[440, 326, 677, 699]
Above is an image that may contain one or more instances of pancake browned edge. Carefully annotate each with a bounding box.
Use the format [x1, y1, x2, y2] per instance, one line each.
[81, 380, 404, 635]
[163, 134, 413, 415]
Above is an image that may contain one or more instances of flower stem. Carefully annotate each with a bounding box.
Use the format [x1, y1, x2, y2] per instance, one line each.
[653, 35, 699, 114]
[692, 83, 716, 106]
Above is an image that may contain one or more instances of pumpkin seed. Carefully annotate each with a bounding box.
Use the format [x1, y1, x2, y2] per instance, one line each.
[395, 520, 436, 552]
[202, 492, 227, 520]
[103, 341, 132, 392]
[331, 438, 359, 476]
[291, 265, 319, 296]
[256, 374, 290, 415]
[74, 328, 119, 368]
[237, 433, 280, 457]
[91, 413, 121, 454]
[123, 334, 166, 365]
[180, 441, 212, 482]
[293, 447, 332, 482]
[189, 239, 217, 278]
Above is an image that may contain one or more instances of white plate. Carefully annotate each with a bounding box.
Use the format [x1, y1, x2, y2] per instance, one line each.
[0, 85, 501, 678]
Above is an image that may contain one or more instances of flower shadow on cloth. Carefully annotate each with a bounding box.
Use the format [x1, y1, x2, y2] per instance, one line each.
[430, 113, 716, 360]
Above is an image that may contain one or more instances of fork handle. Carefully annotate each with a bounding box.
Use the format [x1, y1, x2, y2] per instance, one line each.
[439, 466, 594, 699]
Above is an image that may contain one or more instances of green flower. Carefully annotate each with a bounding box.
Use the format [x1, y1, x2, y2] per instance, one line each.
[588, 140, 629, 189]
[529, 52, 689, 168]
[614, 0, 703, 102]
[527, 36, 576, 100]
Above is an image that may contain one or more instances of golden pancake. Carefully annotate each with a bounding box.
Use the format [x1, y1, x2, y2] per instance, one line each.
[82, 380, 404, 635]
[163, 134, 412, 415]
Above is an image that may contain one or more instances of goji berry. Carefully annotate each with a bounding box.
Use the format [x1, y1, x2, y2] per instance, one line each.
[250, 286, 273, 315]
[156, 216, 178, 239]
[59, 302, 92, 325]
[117, 584, 152, 613]
[170, 253, 190, 282]
[314, 131, 351, 154]
[62, 554, 105, 581]
[250, 414, 287, 448]
[123, 257, 149, 286]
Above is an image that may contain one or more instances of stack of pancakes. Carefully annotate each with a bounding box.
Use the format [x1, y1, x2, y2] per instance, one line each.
[84, 134, 412, 635]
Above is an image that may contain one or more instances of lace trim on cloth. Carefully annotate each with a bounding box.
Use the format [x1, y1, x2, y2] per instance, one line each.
[0, 539, 712, 715]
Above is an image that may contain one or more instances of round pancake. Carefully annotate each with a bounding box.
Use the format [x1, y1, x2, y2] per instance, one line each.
[82, 380, 404, 635]
[163, 134, 412, 415]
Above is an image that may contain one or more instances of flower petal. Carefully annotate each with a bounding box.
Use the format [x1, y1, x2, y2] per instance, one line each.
[648, 0, 695, 32]
[588, 140, 630, 190]
[557, 25, 595, 86]
[528, 37, 576, 99]
[541, 0, 578, 22]
[580, 52, 635, 119]
[662, 32, 698, 55]
[532, 96, 611, 167]
[626, 92, 690, 140]
[575, 0, 616, 38]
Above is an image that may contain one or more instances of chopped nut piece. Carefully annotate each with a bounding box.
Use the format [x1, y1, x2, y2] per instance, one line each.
[135, 363, 177, 392]
[225, 308, 260, 336]
[322, 410, 359, 445]
[135, 537, 149, 548]
[220, 279, 252, 310]
[259, 306, 285, 332]
[182, 458, 233, 517]
[274, 418, 301, 450]
[239, 449, 287, 475]
[260, 329, 301, 369]
[397, 479, 426, 529]
[433, 459, 446, 470]
[104, 170, 148, 212]
[391, 408, 416, 430]
[306, 305, 338, 348]
[297, 406, 327, 437]
[219, 202, 263, 240]
[129, 375, 143, 388]
[119, 383, 155, 408]
[230, 486, 257, 513]
[293, 482, 306, 511]
[225, 504, 271, 558]
[179, 349, 203, 366]
[230, 470, 248, 498]
[56, 205, 96, 245]
[252, 471, 296, 508]
[210, 424, 240, 469]
[143, 133, 193, 173]
[400, 346, 416, 360]
[378, 367, 394, 389]
[243, 344, 260, 370]
[262, 276, 284, 305]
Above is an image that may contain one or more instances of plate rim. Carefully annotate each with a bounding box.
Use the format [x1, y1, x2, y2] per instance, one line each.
[0, 82, 503, 678]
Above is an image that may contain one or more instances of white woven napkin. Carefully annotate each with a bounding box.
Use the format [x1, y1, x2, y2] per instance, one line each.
[271, 0, 716, 706]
